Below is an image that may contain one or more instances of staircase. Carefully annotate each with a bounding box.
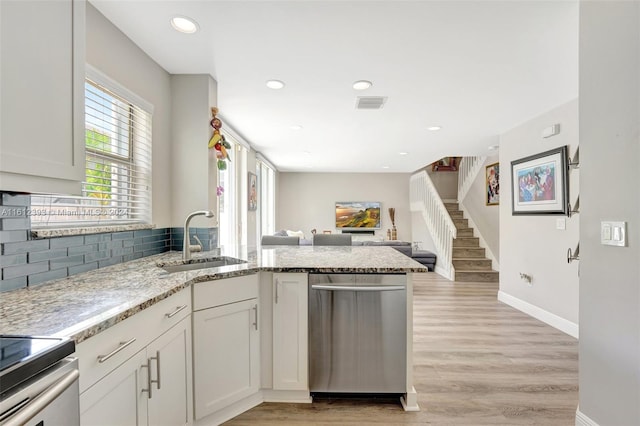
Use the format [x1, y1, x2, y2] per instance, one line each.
[444, 202, 499, 282]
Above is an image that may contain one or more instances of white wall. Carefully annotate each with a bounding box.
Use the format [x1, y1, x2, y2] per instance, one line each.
[498, 99, 579, 337]
[578, 2, 640, 425]
[277, 173, 411, 241]
[427, 170, 458, 200]
[170, 75, 218, 228]
[86, 4, 172, 227]
[461, 155, 500, 262]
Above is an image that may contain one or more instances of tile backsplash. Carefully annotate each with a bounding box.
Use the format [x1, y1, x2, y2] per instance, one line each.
[0, 192, 218, 293]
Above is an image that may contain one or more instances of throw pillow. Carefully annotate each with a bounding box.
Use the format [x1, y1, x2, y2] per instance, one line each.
[273, 229, 288, 237]
[286, 230, 305, 239]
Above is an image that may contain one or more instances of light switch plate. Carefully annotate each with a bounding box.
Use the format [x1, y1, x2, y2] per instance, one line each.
[601, 221, 626, 247]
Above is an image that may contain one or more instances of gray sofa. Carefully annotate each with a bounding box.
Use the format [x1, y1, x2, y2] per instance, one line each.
[261, 233, 436, 271]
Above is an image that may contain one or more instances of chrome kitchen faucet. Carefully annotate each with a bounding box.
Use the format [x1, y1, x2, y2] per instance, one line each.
[183, 210, 215, 261]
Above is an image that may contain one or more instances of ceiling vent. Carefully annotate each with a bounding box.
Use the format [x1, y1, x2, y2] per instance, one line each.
[356, 96, 387, 110]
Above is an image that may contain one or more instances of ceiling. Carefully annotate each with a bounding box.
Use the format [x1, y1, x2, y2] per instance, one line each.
[91, 0, 579, 173]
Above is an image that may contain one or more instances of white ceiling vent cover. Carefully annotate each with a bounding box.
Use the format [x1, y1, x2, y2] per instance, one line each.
[356, 96, 387, 109]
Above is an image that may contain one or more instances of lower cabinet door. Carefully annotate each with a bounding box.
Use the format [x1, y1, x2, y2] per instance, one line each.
[147, 317, 193, 426]
[193, 299, 259, 420]
[80, 350, 148, 426]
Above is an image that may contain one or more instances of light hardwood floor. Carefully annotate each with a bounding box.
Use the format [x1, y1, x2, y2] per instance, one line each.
[225, 273, 579, 425]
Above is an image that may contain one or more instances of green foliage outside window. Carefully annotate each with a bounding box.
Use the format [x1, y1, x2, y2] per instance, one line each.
[85, 129, 112, 204]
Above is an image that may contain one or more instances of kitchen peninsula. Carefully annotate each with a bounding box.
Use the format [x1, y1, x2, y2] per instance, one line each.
[0, 246, 426, 425]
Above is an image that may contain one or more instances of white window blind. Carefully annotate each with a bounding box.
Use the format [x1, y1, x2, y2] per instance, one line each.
[31, 77, 152, 228]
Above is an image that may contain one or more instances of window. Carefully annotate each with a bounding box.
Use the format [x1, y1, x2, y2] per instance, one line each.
[218, 129, 248, 247]
[256, 156, 275, 241]
[31, 70, 152, 228]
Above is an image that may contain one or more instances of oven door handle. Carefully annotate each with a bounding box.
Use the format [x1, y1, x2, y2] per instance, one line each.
[311, 285, 405, 292]
[1, 369, 79, 426]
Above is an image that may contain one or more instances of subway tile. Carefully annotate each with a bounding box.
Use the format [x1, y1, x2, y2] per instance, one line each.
[99, 256, 123, 268]
[111, 247, 134, 257]
[69, 262, 97, 275]
[133, 229, 152, 238]
[50, 255, 84, 270]
[50, 236, 84, 249]
[84, 233, 112, 244]
[151, 228, 168, 236]
[112, 231, 134, 240]
[28, 268, 68, 287]
[0, 230, 28, 244]
[0, 253, 27, 268]
[98, 240, 124, 251]
[1, 217, 30, 231]
[84, 251, 110, 262]
[68, 244, 98, 255]
[1, 193, 30, 206]
[0, 205, 28, 218]
[142, 248, 167, 257]
[0, 276, 27, 293]
[3, 262, 48, 280]
[122, 240, 134, 248]
[2, 239, 49, 255]
[133, 237, 144, 246]
[142, 234, 167, 244]
[29, 248, 68, 263]
[123, 253, 143, 262]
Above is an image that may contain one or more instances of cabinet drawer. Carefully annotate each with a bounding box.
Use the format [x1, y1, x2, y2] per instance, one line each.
[77, 289, 191, 392]
[193, 274, 258, 311]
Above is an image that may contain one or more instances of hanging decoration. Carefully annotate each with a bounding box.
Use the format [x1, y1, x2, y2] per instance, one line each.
[208, 107, 231, 170]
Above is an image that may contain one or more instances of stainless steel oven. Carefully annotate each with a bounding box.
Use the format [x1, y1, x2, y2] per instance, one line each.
[0, 336, 79, 426]
[308, 274, 407, 394]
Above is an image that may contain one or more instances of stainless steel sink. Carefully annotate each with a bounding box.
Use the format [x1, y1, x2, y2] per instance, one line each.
[161, 257, 247, 273]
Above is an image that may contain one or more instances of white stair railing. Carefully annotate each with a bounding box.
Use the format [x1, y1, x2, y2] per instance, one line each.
[410, 170, 457, 280]
[457, 156, 487, 203]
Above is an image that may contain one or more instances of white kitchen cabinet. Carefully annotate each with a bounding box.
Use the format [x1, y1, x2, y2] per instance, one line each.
[80, 349, 148, 426]
[78, 289, 192, 426]
[147, 316, 193, 426]
[192, 274, 260, 421]
[272, 273, 308, 390]
[0, 0, 85, 194]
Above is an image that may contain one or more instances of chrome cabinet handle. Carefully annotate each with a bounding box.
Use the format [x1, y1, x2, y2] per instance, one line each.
[142, 361, 153, 399]
[150, 350, 161, 390]
[97, 338, 136, 363]
[3, 369, 79, 425]
[311, 285, 405, 292]
[252, 304, 258, 330]
[274, 279, 279, 304]
[165, 305, 188, 318]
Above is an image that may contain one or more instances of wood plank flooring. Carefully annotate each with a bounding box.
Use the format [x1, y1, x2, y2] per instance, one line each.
[225, 273, 578, 425]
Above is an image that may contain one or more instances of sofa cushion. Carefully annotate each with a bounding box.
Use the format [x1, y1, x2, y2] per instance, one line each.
[412, 249, 437, 259]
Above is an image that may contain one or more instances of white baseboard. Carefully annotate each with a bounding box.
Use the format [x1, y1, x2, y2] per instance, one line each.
[576, 407, 600, 426]
[262, 389, 312, 403]
[195, 392, 263, 426]
[434, 265, 453, 281]
[497, 291, 579, 338]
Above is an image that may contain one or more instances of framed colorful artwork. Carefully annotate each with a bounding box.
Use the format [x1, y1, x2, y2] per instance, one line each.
[511, 146, 569, 215]
[431, 157, 460, 172]
[248, 172, 257, 211]
[486, 162, 499, 206]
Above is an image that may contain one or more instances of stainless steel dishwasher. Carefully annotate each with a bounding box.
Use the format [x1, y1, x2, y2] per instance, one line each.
[308, 273, 407, 394]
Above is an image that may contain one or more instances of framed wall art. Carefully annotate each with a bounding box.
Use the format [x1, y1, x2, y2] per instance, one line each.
[248, 172, 257, 211]
[511, 146, 568, 215]
[486, 162, 499, 206]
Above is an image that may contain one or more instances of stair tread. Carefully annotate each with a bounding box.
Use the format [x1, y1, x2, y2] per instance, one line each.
[455, 270, 499, 273]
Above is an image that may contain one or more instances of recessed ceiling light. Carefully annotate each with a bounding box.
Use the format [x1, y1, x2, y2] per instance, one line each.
[266, 80, 285, 89]
[382, 165, 390, 169]
[399, 152, 408, 156]
[170, 16, 199, 34]
[290, 125, 303, 130]
[427, 126, 442, 131]
[353, 80, 373, 90]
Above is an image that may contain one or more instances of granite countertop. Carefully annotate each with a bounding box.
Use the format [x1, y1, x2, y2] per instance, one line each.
[0, 246, 427, 344]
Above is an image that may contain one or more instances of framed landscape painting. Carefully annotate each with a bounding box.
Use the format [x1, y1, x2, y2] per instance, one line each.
[511, 146, 569, 215]
[486, 162, 499, 206]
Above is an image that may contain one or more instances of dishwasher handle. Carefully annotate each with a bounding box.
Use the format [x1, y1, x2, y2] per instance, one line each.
[311, 284, 405, 292]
